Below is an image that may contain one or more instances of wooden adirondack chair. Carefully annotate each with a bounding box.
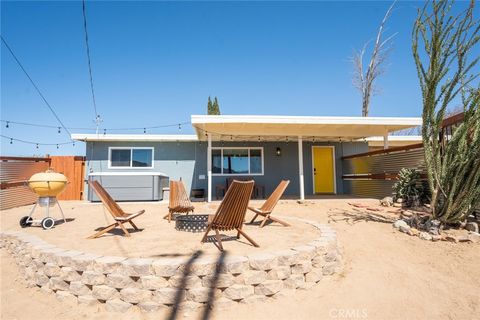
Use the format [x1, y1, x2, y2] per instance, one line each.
[87, 180, 145, 239]
[164, 180, 194, 223]
[248, 180, 290, 228]
[201, 180, 258, 251]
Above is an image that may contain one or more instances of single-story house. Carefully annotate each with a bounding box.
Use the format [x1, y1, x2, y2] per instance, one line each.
[72, 115, 422, 202]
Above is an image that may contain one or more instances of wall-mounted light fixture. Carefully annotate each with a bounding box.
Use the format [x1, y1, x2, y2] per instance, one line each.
[276, 147, 282, 157]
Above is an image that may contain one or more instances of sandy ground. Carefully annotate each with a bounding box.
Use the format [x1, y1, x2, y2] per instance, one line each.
[1, 197, 479, 320]
[0, 200, 319, 257]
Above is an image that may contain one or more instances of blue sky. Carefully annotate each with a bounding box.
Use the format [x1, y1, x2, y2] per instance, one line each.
[0, 1, 472, 156]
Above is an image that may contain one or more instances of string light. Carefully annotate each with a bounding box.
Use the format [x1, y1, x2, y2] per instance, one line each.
[10, 138, 13, 144]
[1, 134, 75, 147]
[143, 128, 146, 134]
[36, 143, 39, 149]
[6, 121, 9, 128]
[178, 123, 182, 131]
[56, 144, 59, 149]
[57, 127, 61, 134]
[103, 129, 106, 135]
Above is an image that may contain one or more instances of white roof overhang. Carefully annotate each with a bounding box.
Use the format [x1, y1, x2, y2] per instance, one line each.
[191, 115, 422, 141]
[71, 134, 198, 142]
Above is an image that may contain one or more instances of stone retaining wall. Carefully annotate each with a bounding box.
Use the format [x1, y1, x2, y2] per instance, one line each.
[0, 219, 341, 312]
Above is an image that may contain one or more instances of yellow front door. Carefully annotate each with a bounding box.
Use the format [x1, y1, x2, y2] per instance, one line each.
[313, 147, 335, 194]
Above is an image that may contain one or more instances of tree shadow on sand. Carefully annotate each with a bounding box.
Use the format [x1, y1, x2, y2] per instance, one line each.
[166, 250, 227, 320]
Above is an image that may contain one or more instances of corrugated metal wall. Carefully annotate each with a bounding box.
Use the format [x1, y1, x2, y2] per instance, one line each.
[342, 146, 425, 199]
[0, 157, 50, 210]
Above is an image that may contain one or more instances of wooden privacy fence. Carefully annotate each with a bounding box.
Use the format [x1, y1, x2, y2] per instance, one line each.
[342, 144, 425, 199]
[0, 156, 85, 210]
[50, 156, 86, 200]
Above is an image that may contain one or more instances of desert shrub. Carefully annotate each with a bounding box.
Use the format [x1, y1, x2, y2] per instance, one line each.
[393, 168, 426, 207]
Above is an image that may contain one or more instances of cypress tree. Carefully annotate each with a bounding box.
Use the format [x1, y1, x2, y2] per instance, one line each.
[207, 96, 213, 115]
[212, 97, 221, 115]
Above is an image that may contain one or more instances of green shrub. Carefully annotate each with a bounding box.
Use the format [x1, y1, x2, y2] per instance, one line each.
[393, 168, 426, 207]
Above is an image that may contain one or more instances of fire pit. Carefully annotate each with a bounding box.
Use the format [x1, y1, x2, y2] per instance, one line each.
[175, 214, 209, 233]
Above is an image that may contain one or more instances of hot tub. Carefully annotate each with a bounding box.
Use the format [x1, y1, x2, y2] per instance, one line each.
[88, 172, 168, 202]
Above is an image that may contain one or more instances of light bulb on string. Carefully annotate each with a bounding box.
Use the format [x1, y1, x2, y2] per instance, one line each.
[178, 124, 182, 131]
[103, 129, 106, 135]
[6, 121, 9, 128]
[58, 127, 61, 134]
[56, 144, 59, 149]
[10, 138, 13, 144]
[143, 128, 146, 134]
[73, 142, 75, 147]
[36, 143, 39, 149]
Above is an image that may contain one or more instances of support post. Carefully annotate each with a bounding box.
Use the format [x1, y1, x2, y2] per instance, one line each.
[298, 136, 305, 201]
[207, 133, 212, 203]
[383, 132, 389, 149]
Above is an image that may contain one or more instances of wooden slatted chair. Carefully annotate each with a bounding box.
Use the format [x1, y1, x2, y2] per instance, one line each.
[248, 180, 290, 228]
[164, 180, 195, 223]
[201, 180, 258, 251]
[87, 180, 145, 239]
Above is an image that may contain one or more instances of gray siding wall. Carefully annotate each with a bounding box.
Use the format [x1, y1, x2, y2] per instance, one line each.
[84, 140, 368, 200]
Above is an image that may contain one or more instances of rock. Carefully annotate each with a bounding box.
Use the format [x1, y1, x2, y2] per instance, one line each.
[212, 297, 235, 309]
[53, 250, 84, 267]
[444, 235, 458, 243]
[223, 284, 254, 300]
[168, 275, 201, 289]
[120, 258, 154, 277]
[81, 271, 105, 286]
[55, 291, 77, 305]
[380, 197, 393, 207]
[138, 301, 161, 312]
[273, 250, 300, 267]
[92, 285, 120, 301]
[71, 253, 102, 272]
[393, 220, 409, 229]
[219, 256, 249, 274]
[248, 253, 278, 271]
[92, 256, 126, 274]
[43, 263, 61, 277]
[153, 288, 181, 305]
[399, 225, 411, 234]
[409, 228, 420, 236]
[120, 287, 152, 304]
[60, 267, 82, 282]
[186, 287, 210, 303]
[426, 219, 441, 235]
[140, 275, 168, 290]
[242, 270, 267, 285]
[105, 299, 132, 312]
[49, 277, 69, 291]
[291, 261, 312, 274]
[202, 273, 234, 288]
[431, 235, 442, 242]
[190, 257, 217, 276]
[465, 222, 479, 233]
[467, 232, 480, 243]
[324, 250, 338, 262]
[34, 273, 50, 287]
[240, 294, 268, 305]
[419, 232, 433, 241]
[271, 288, 296, 300]
[152, 258, 182, 277]
[322, 262, 338, 276]
[77, 295, 99, 306]
[69, 281, 92, 296]
[305, 269, 323, 283]
[283, 274, 305, 289]
[457, 235, 470, 242]
[396, 198, 404, 203]
[266, 266, 291, 280]
[291, 245, 316, 260]
[106, 273, 137, 289]
[254, 280, 283, 296]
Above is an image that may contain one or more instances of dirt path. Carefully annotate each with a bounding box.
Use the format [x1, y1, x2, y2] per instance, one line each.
[1, 199, 479, 320]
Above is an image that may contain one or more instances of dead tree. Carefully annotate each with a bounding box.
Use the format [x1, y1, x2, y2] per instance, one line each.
[352, 1, 397, 117]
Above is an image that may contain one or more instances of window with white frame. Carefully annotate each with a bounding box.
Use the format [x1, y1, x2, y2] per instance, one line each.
[212, 147, 263, 175]
[109, 147, 154, 168]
